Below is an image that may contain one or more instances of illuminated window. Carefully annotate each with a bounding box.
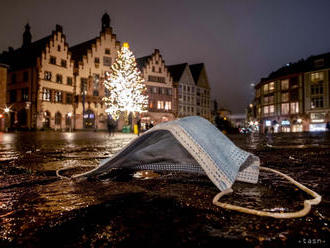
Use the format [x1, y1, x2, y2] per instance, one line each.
[269, 82, 275, 91]
[165, 101, 171, 110]
[157, 101, 164, 109]
[281, 103, 290, 114]
[269, 105, 274, 114]
[55, 91, 62, 103]
[290, 102, 299, 113]
[281, 79, 289, 90]
[44, 71, 52, 81]
[311, 72, 324, 81]
[263, 106, 269, 115]
[42, 88, 51, 101]
[281, 92, 289, 102]
[263, 84, 269, 94]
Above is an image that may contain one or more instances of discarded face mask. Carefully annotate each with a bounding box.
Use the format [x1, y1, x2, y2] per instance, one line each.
[69, 116, 321, 219]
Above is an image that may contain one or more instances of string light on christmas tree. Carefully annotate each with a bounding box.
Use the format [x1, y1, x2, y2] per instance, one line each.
[103, 42, 148, 120]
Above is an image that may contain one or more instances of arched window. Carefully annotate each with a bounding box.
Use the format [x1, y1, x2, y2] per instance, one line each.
[55, 112, 62, 125]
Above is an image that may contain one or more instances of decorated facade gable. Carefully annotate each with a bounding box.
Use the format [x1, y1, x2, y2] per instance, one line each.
[136, 50, 176, 125]
[189, 63, 211, 120]
[38, 24, 75, 130]
[167, 63, 196, 117]
[69, 13, 121, 130]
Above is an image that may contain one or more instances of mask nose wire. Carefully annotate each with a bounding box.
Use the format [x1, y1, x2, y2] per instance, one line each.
[212, 166, 322, 219]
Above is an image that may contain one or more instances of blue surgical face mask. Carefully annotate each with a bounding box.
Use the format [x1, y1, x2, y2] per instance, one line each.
[70, 116, 320, 219]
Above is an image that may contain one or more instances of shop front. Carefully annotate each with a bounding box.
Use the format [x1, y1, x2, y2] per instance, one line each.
[309, 112, 327, 132]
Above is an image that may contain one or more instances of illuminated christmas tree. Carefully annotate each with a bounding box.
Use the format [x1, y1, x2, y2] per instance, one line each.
[103, 42, 148, 121]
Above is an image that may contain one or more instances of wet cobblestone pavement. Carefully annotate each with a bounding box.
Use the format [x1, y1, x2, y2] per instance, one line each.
[0, 131, 329, 247]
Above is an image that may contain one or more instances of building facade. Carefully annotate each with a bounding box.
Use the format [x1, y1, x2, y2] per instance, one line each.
[0, 64, 8, 131]
[251, 52, 330, 132]
[167, 63, 197, 117]
[0, 24, 75, 131]
[189, 64, 211, 121]
[69, 13, 120, 130]
[136, 49, 175, 127]
[304, 54, 330, 131]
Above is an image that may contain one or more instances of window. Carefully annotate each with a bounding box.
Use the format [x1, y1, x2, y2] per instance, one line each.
[103, 56, 112, 66]
[105, 48, 110, 54]
[263, 106, 269, 115]
[269, 105, 274, 114]
[263, 96, 269, 104]
[54, 91, 62, 103]
[44, 71, 52, 81]
[311, 82, 323, 95]
[311, 97, 324, 109]
[80, 78, 87, 94]
[263, 84, 269, 94]
[183, 85, 186, 91]
[42, 88, 51, 101]
[23, 71, 29, 82]
[94, 57, 100, 64]
[281, 79, 289, 90]
[167, 88, 172, 95]
[311, 72, 324, 81]
[152, 66, 155, 72]
[192, 87, 195, 93]
[22, 88, 29, 101]
[161, 88, 166, 95]
[269, 82, 275, 91]
[148, 76, 165, 83]
[9, 90, 17, 103]
[66, 93, 72, 104]
[93, 90, 99, 96]
[11, 73, 16, 84]
[67, 77, 73, 86]
[281, 92, 289, 102]
[61, 59, 67, 67]
[157, 101, 164, 109]
[281, 103, 290, 114]
[50, 56, 56, 65]
[165, 101, 171, 110]
[256, 88, 260, 97]
[56, 74, 63, 83]
[153, 87, 158, 94]
[57, 45, 61, 51]
[290, 102, 299, 114]
[159, 67, 162, 73]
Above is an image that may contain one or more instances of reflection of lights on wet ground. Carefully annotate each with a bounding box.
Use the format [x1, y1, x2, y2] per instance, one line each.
[0, 133, 15, 144]
[63, 132, 75, 142]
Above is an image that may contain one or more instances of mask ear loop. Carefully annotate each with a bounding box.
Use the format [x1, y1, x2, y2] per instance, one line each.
[212, 166, 322, 218]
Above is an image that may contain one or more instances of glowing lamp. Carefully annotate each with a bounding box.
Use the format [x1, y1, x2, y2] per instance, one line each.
[4, 107, 10, 113]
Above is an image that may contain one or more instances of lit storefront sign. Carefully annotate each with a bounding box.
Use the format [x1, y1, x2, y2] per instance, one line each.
[281, 120, 290, 126]
[265, 120, 271, 127]
[309, 123, 326, 132]
[310, 113, 325, 123]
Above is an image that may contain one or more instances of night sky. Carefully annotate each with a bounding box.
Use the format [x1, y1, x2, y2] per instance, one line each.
[1, 0, 330, 114]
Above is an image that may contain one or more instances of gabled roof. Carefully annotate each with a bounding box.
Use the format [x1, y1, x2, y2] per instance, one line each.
[69, 37, 98, 64]
[166, 63, 187, 82]
[136, 55, 152, 72]
[189, 63, 204, 85]
[0, 35, 52, 70]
